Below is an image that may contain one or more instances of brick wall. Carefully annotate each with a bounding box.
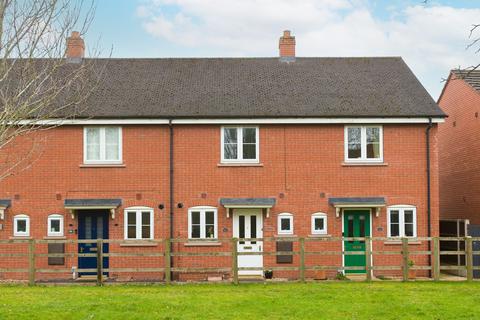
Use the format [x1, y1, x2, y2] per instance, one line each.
[0, 123, 439, 280]
[438, 75, 480, 224]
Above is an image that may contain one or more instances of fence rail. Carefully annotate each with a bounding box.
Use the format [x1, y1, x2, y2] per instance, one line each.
[0, 236, 479, 285]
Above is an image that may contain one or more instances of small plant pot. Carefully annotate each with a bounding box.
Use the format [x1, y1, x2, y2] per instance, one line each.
[264, 270, 273, 279]
[314, 270, 327, 280]
[408, 269, 416, 279]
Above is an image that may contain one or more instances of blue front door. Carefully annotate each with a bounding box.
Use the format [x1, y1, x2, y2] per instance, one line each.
[78, 210, 109, 276]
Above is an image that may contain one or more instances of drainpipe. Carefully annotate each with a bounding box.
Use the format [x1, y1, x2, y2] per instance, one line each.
[169, 119, 174, 280]
[426, 118, 433, 275]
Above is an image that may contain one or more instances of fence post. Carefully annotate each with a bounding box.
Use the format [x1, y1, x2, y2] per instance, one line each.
[96, 239, 103, 286]
[299, 237, 305, 283]
[433, 237, 440, 281]
[402, 237, 409, 282]
[165, 238, 171, 284]
[365, 236, 372, 281]
[466, 236, 473, 281]
[232, 238, 238, 285]
[28, 239, 35, 286]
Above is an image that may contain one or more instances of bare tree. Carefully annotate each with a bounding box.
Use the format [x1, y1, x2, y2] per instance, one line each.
[0, 0, 103, 181]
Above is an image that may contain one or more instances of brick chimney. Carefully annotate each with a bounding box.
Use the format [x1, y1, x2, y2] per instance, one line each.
[279, 30, 295, 61]
[66, 31, 85, 60]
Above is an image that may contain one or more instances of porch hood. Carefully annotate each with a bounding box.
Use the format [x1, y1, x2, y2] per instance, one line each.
[220, 198, 276, 218]
[64, 198, 122, 219]
[328, 197, 386, 217]
[0, 199, 11, 220]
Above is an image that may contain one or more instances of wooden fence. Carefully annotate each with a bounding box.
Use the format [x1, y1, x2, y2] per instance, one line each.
[0, 236, 479, 285]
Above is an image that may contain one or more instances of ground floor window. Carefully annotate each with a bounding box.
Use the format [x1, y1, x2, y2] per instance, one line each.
[188, 206, 217, 239]
[387, 205, 417, 237]
[47, 214, 64, 237]
[14, 214, 30, 237]
[277, 213, 293, 235]
[311, 212, 327, 235]
[124, 207, 154, 240]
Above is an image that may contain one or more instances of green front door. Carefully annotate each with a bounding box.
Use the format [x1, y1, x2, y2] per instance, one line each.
[344, 210, 370, 274]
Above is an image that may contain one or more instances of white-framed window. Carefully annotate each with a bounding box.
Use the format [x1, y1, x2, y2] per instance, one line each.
[311, 212, 328, 235]
[387, 205, 417, 237]
[188, 206, 218, 239]
[124, 207, 154, 240]
[344, 125, 383, 162]
[13, 214, 30, 237]
[221, 126, 259, 163]
[84, 126, 122, 164]
[47, 214, 64, 237]
[277, 213, 293, 235]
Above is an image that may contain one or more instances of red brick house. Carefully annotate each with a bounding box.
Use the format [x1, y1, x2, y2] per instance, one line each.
[0, 31, 445, 281]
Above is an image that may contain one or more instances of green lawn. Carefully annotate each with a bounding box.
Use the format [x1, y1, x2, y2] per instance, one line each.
[1, 282, 480, 319]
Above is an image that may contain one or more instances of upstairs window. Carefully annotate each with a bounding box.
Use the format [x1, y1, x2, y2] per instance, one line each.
[124, 207, 154, 240]
[345, 126, 383, 162]
[387, 205, 417, 237]
[14, 214, 30, 237]
[221, 127, 259, 163]
[311, 212, 328, 235]
[47, 214, 64, 237]
[84, 127, 122, 164]
[277, 213, 294, 235]
[188, 207, 218, 239]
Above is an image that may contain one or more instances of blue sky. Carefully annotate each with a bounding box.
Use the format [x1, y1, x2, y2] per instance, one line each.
[85, 0, 480, 99]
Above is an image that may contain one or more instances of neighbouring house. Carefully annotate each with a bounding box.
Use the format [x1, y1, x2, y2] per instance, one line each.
[438, 70, 480, 276]
[0, 30, 445, 282]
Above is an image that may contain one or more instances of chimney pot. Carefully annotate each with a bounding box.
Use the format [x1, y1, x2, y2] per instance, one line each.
[279, 30, 295, 61]
[66, 31, 85, 60]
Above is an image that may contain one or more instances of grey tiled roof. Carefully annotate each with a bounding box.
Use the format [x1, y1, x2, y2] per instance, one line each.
[64, 199, 122, 208]
[453, 70, 480, 92]
[220, 198, 276, 207]
[328, 197, 386, 205]
[48, 57, 444, 118]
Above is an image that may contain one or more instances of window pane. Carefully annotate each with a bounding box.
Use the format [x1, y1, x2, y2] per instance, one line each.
[243, 128, 256, 143]
[191, 225, 200, 238]
[127, 212, 136, 225]
[239, 215, 245, 243]
[280, 218, 291, 231]
[243, 144, 256, 159]
[250, 215, 257, 244]
[390, 211, 399, 223]
[142, 226, 150, 239]
[97, 216, 104, 239]
[105, 127, 120, 160]
[142, 211, 150, 225]
[366, 127, 380, 159]
[347, 127, 361, 159]
[17, 220, 26, 232]
[405, 223, 414, 237]
[85, 216, 92, 239]
[205, 225, 215, 238]
[314, 217, 324, 231]
[224, 128, 237, 143]
[205, 211, 214, 225]
[127, 226, 136, 239]
[50, 219, 60, 232]
[390, 224, 399, 237]
[404, 211, 414, 223]
[86, 128, 100, 160]
[359, 216, 365, 238]
[191, 211, 200, 225]
[224, 128, 238, 160]
[224, 144, 237, 159]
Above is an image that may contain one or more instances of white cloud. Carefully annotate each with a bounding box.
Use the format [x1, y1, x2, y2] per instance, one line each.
[137, 0, 480, 98]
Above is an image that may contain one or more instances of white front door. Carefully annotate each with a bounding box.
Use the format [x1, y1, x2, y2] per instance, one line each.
[233, 209, 263, 276]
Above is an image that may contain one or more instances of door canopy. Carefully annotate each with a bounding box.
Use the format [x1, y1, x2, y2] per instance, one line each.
[329, 197, 386, 218]
[220, 198, 276, 218]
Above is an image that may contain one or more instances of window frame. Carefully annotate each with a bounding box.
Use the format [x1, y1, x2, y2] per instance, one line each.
[83, 126, 123, 164]
[344, 125, 383, 163]
[123, 206, 154, 240]
[311, 212, 328, 235]
[387, 205, 417, 238]
[13, 214, 30, 237]
[277, 213, 294, 235]
[220, 126, 260, 164]
[187, 206, 218, 240]
[47, 214, 64, 237]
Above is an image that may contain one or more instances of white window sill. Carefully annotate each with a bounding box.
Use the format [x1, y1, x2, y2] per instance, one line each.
[217, 163, 263, 167]
[120, 241, 158, 247]
[9, 236, 32, 240]
[308, 234, 331, 238]
[384, 240, 422, 245]
[342, 162, 387, 167]
[43, 236, 67, 240]
[275, 234, 296, 238]
[184, 241, 222, 247]
[80, 163, 126, 168]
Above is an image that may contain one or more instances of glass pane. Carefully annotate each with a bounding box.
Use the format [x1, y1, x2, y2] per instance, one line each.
[314, 217, 324, 231]
[250, 215, 257, 244]
[105, 127, 119, 160]
[127, 212, 136, 225]
[205, 225, 215, 238]
[280, 218, 291, 231]
[142, 226, 150, 239]
[224, 128, 237, 143]
[224, 128, 238, 160]
[224, 144, 238, 159]
[366, 127, 380, 159]
[347, 127, 361, 159]
[50, 219, 60, 232]
[191, 211, 200, 225]
[243, 144, 256, 159]
[239, 215, 245, 244]
[142, 211, 150, 225]
[359, 216, 365, 238]
[348, 215, 354, 242]
[17, 220, 26, 232]
[390, 224, 399, 237]
[404, 211, 414, 223]
[205, 211, 214, 225]
[191, 225, 200, 238]
[405, 224, 414, 237]
[390, 211, 399, 223]
[127, 226, 136, 239]
[86, 128, 100, 160]
[85, 216, 92, 239]
[243, 128, 256, 143]
[97, 216, 103, 239]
